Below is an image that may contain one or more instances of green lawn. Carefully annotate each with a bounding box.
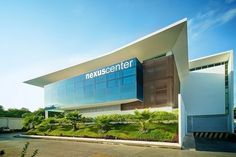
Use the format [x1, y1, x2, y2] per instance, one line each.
[26, 122, 178, 142]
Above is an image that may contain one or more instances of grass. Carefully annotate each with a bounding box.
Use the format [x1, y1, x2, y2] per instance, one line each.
[27, 122, 178, 142]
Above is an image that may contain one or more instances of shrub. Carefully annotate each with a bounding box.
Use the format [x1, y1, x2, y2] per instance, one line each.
[38, 117, 58, 131]
[107, 114, 133, 123]
[153, 111, 178, 122]
[94, 115, 112, 133]
[26, 109, 179, 143]
[132, 109, 156, 133]
[106, 130, 130, 139]
[65, 110, 83, 131]
[22, 109, 45, 130]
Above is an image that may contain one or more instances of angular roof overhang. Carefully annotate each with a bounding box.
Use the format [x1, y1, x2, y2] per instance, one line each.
[24, 18, 188, 87]
[189, 50, 233, 69]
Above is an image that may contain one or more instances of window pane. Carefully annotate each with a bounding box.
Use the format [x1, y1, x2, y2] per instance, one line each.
[107, 72, 116, 80]
[123, 67, 136, 77]
[123, 76, 135, 85]
[84, 78, 94, 86]
[96, 82, 106, 89]
[84, 85, 94, 97]
[96, 75, 106, 83]
[108, 79, 118, 88]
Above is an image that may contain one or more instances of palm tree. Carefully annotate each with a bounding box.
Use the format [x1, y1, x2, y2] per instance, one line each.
[22, 113, 44, 129]
[65, 110, 82, 131]
[95, 115, 112, 133]
[133, 109, 155, 133]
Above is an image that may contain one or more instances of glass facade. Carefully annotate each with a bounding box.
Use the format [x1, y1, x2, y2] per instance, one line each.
[45, 58, 143, 109]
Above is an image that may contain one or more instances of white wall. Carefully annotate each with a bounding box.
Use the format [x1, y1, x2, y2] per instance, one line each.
[182, 65, 225, 116]
[80, 104, 173, 117]
[228, 51, 234, 133]
[172, 23, 189, 82]
[0, 117, 23, 130]
[0, 118, 8, 128]
[178, 94, 186, 146]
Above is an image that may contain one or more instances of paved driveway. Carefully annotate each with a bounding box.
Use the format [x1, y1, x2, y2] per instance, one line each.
[0, 133, 236, 157]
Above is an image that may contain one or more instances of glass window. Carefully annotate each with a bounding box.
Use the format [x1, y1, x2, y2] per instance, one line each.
[76, 87, 84, 95]
[75, 81, 83, 88]
[123, 76, 136, 85]
[123, 67, 136, 77]
[84, 85, 94, 97]
[75, 76, 83, 82]
[117, 71, 122, 78]
[107, 72, 116, 80]
[84, 78, 94, 86]
[96, 82, 106, 89]
[95, 75, 106, 83]
[108, 79, 118, 88]
[45, 58, 142, 109]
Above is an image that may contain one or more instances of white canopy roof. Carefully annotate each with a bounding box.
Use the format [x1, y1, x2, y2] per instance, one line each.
[25, 18, 188, 87]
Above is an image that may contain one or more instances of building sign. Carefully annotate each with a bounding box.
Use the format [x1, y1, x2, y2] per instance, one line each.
[85, 59, 134, 79]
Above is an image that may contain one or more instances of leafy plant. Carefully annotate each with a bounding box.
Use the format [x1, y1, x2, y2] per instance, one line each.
[107, 114, 133, 123]
[20, 142, 38, 157]
[153, 111, 178, 122]
[65, 110, 83, 131]
[22, 114, 44, 130]
[133, 109, 155, 133]
[94, 115, 112, 133]
[0, 105, 30, 118]
[22, 109, 45, 130]
[26, 109, 179, 142]
[39, 117, 58, 131]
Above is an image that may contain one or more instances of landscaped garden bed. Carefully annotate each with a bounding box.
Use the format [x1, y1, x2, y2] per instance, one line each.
[23, 109, 178, 143]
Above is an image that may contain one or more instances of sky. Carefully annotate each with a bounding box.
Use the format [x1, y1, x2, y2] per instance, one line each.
[0, 0, 236, 111]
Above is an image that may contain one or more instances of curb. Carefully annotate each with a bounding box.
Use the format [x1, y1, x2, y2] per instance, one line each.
[17, 134, 181, 149]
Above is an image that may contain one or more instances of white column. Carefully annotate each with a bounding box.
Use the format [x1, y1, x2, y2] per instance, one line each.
[45, 110, 49, 119]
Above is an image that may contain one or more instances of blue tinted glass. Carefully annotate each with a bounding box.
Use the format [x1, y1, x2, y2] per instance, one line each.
[45, 58, 142, 108]
[84, 78, 94, 86]
[96, 82, 106, 89]
[76, 87, 83, 95]
[75, 81, 83, 88]
[95, 75, 106, 83]
[66, 83, 74, 93]
[107, 72, 116, 80]
[84, 85, 94, 97]
[123, 76, 136, 85]
[107, 79, 118, 88]
[117, 71, 122, 78]
[123, 67, 136, 77]
[75, 76, 83, 82]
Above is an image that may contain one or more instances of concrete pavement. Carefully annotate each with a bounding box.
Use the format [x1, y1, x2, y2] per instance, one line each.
[1, 133, 236, 157]
[18, 134, 181, 149]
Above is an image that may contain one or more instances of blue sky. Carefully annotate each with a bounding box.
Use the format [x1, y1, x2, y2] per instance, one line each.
[0, 0, 236, 111]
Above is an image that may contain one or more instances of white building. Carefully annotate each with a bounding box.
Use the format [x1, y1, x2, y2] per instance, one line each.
[25, 19, 234, 145]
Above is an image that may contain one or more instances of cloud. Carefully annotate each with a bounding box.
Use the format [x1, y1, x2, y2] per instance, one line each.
[189, 6, 236, 39]
[225, 0, 236, 4]
[221, 8, 236, 23]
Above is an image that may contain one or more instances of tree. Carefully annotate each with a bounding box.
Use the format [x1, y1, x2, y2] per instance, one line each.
[0, 105, 3, 111]
[94, 115, 112, 133]
[39, 117, 58, 131]
[0, 105, 4, 117]
[22, 109, 44, 129]
[65, 110, 82, 131]
[0, 106, 30, 118]
[133, 109, 155, 133]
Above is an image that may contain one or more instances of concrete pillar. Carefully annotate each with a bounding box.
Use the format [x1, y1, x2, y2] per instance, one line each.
[45, 110, 49, 119]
